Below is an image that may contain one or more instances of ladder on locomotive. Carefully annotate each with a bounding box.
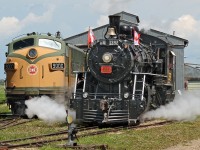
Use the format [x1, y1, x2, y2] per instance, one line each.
[132, 74, 146, 101]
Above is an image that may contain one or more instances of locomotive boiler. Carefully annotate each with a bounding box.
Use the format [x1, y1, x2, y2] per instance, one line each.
[70, 15, 176, 125]
[4, 32, 85, 116]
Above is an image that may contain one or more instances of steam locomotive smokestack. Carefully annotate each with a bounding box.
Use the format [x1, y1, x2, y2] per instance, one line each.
[109, 15, 121, 34]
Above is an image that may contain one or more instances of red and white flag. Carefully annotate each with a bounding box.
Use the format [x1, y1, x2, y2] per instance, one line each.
[87, 27, 96, 47]
[134, 30, 141, 45]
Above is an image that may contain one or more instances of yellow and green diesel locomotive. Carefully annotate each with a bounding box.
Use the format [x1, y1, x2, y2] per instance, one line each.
[4, 32, 85, 115]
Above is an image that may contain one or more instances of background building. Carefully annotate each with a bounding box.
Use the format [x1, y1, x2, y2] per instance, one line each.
[184, 63, 200, 90]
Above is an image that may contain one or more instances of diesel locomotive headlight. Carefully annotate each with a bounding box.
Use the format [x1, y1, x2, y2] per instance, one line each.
[124, 92, 129, 98]
[83, 92, 88, 98]
[102, 53, 112, 63]
[28, 49, 37, 59]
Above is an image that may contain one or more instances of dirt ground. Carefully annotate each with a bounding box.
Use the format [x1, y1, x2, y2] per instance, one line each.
[164, 139, 200, 150]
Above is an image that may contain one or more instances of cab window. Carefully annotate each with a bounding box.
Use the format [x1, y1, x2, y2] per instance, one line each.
[13, 38, 34, 50]
[39, 39, 62, 50]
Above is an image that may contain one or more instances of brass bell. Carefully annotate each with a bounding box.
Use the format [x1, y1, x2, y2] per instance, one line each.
[106, 27, 117, 36]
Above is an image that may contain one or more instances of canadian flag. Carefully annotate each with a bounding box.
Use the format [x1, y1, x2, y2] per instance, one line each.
[87, 27, 96, 47]
[134, 30, 141, 45]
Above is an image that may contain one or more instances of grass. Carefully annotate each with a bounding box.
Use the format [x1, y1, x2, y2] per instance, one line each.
[77, 120, 200, 150]
[0, 103, 10, 113]
[0, 85, 10, 113]
[1, 117, 200, 150]
[0, 85, 5, 103]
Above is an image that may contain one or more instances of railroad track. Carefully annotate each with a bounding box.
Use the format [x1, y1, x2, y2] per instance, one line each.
[0, 120, 172, 149]
[0, 118, 14, 124]
[0, 112, 32, 130]
[0, 126, 97, 145]
[0, 118, 33, 130]
[0, 118, 19, 127]
[0, 126, 100, 149]
[0, 113, 20, 119]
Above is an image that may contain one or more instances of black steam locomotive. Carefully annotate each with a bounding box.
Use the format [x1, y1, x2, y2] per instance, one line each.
[70, 15, 175, 125]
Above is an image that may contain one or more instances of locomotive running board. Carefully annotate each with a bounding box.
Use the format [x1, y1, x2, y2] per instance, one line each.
[130, 72, 167, 77]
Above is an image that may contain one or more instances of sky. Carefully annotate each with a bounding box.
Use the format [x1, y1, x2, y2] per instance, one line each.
[1, 0, 200, 79]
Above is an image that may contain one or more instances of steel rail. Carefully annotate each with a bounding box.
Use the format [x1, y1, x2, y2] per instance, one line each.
[0, 126, 98, 144]
[0, 119, 32, 130]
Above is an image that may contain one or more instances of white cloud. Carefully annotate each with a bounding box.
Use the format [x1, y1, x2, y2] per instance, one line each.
[140, 14, 200, 41]
[0, 17, 21, 37]
[0, 5, 55, 38]
[22, 5, 55, 25]
[170, 15, 200, 39]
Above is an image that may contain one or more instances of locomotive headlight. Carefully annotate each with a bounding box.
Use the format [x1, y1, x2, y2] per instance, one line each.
[83, 92, 88, 98]
[27, 49, 37, 59]
[124, 92, 129, 98]
[102, 53, 112, 63]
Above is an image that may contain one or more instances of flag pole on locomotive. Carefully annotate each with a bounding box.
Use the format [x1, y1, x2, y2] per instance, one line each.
[133, 27, 141, 46]
[66, 110, 78, 146]
[85, 26, 96, 72]
[131, 27, 141, 72]
[87, 26, 96, 48]
[128, 26, 141, 54]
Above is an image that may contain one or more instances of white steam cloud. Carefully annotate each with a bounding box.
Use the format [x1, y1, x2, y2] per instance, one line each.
[142, 90, 200, 121]
[90, 0, 134, 27]
[90, 0, 133, 14]
[25, 95, 67, 123]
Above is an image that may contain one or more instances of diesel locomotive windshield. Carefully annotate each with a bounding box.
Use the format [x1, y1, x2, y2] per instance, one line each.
[38, 39, 62, 50]
[13, 38, 34, 50]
